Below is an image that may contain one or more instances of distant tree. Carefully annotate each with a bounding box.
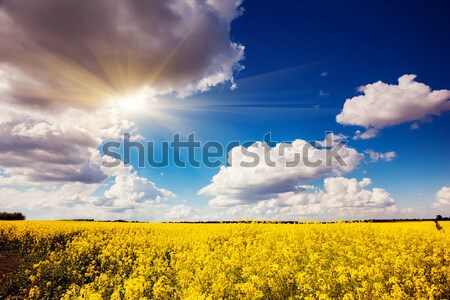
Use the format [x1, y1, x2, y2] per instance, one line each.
[436, 215, 443, 220]
[0, 212, 26, 220]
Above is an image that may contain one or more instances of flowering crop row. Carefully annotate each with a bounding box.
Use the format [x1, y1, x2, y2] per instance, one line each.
[0, 221, 449, 299]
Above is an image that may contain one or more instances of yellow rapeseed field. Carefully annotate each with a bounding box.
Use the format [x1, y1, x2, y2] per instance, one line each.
[0, 221, 449, 299]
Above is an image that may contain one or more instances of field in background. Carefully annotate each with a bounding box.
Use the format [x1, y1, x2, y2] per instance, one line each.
[0, 221, 449, 299]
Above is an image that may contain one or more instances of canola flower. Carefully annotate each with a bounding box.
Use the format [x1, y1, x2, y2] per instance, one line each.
[0, 221, 449, 299]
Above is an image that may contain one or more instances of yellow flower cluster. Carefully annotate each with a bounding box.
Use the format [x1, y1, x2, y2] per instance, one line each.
[0, 221, 449, 299]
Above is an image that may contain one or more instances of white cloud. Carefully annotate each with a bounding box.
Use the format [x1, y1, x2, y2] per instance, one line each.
[199, 138, 363, 206]
[0, 98, 136, 185]
[0, 158, 176, 218]
[353, 128, 379, 140]
[337, 75, 450, 137]
[318, 177, 394, 209]
[164, 204, 195, 220]
[400, 207, 418, 215]
[0, 184, 97, 210]
[409, 122, 420, 130]
[207, 177, 396, 220]
[432, 186, 450, 209]
[0, 184, 181, 221]
[364, 150, 396, 163]
[98, 163, 175, 212]
[314, 132, 348, 147]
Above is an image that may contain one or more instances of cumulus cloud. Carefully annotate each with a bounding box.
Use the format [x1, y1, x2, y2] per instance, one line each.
[98, 162, 175, 212]
[0, 97, 136, 185]
[210, 177, 396, 220]
[0, 157, 176, 218]
[432, 186, 450, 209]
[164, 204, 195, 220]
[318, 177, 395, 209]
[0, 184, 179, 220]
[353, 128, 379, 140]
[0, 0, 244, 106]
[314, 132, 348, 147]
[0, 183, 97, 210]
[337, 75, 450, 137]
[0, 91, 176, 216]
[199, 138, 363, 206]
[364, 150, 396, 163]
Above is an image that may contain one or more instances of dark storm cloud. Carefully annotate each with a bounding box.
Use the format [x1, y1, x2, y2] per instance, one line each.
[0, 0, 244, 106]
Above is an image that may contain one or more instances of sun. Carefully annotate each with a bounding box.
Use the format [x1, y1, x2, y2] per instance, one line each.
[108, 86, 190, 132]
[117, 94, 144, 112]
[112, 86, 157, 113]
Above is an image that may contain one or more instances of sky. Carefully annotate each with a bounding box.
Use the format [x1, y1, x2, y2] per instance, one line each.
[0, 0, 449, 221]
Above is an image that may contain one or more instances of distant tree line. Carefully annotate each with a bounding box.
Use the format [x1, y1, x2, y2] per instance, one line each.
[0, 212, 26, 220]
[165, 217, 450, 224]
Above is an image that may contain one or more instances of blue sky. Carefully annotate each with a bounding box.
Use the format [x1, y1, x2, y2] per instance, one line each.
[134, 0, 450, 214]
[0, 0, 449, 220]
